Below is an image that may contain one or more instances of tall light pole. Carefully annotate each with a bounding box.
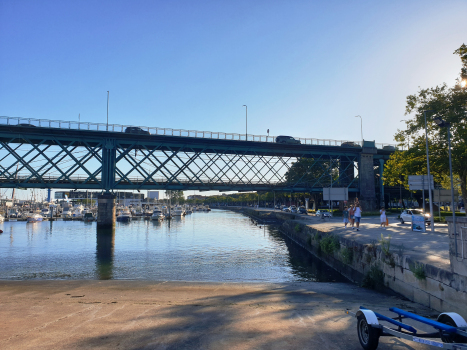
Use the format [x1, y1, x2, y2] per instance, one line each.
[355, 115, 363, 143]
[243, 105, 247, 141]
[106, 91, 109, 131]
[434, 116, 457, 257]
[424, 110, 435, 231]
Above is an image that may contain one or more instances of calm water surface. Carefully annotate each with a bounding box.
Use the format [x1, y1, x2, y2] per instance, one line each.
[0, 209, 348, 283]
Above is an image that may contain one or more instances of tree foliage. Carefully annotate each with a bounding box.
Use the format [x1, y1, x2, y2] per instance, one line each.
[165, 190, 185, 204]
[384, 44, 467, 202]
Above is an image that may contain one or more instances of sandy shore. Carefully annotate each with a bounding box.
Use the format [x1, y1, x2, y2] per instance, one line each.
[0, 280, 437, 349]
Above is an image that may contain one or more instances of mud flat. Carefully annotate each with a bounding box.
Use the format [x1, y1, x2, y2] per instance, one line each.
[0, 280, 436, 349]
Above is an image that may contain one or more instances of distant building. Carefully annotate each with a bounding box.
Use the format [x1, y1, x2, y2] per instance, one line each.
[148, 191, 159, 200]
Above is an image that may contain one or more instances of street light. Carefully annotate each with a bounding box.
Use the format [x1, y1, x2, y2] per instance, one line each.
[433, 116, 458, 257]
[106, 91, 110, 131]
[243, 105, 247, 141]
[424, 110, 435, 231]
[355, 115, 363, 143]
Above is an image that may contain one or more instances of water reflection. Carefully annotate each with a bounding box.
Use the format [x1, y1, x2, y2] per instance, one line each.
[267, 227, 348, 282]
[96, 228, 115, 280]
[0, 211, 351, 283]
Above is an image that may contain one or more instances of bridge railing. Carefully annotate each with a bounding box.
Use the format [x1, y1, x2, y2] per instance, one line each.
[0, 116, 401, 150]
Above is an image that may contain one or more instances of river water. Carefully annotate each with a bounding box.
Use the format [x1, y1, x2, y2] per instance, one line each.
[0, 209, 348, 283]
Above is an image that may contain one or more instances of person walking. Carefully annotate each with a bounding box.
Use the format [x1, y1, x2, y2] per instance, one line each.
[354, 204, 362, 231]
[349, 205, 355, 229]
[380, 207, 387, 229]
[343, 206, 349, 228]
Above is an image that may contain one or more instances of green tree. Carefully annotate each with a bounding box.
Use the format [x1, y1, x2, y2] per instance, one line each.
[384, 44, 467, 201]
[165, 190, 185, 204]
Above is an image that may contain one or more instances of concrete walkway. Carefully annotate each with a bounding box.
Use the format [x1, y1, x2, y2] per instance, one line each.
[0, 280, 438, 350]
[256, 208, 451, 270]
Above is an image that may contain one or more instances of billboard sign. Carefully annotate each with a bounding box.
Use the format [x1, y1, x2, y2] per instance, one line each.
[412, 215, 426, 232]
[433, 189, 458, 202]
[408, 175, 434, 191]
[323, 188, 348, 201]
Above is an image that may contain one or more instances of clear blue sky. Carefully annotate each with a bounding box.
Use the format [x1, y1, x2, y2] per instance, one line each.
[1, 0, 466, 200]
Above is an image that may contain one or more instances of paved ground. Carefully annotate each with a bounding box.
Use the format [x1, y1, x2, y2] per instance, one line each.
[257, 208, 450, 270]
[0, 280, 440, 350]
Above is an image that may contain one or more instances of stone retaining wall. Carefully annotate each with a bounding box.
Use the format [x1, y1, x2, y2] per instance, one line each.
[232, 208, 467, 318]
[280, 220, 467, 318]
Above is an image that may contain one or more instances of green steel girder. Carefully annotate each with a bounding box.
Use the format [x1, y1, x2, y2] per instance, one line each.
[0, 125, 374, 193]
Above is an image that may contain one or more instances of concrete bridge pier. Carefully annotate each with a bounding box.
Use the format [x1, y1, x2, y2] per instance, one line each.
[358, 141, 378, 211]
[97, 193, 116, 228]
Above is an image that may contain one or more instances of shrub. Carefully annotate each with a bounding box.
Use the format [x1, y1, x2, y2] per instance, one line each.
[411, 262, 426, 280]
[319, 235, 340, 255]
[362, 265, 384, 289]
[341, 246, 354, 264]
[378, 233, 391, 257]
[294, 224, 302, 233]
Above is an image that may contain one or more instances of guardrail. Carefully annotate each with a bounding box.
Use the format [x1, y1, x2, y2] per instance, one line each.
[0, 116, 400, 150]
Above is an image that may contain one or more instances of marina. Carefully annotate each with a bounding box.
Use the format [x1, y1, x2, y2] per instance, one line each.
[0, 208, 348, 283]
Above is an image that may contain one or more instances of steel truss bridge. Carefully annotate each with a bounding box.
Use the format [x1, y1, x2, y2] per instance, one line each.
[0, 117, 394, 193]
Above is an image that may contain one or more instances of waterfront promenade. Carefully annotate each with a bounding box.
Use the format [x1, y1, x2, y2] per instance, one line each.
[255, 208, 450, 270]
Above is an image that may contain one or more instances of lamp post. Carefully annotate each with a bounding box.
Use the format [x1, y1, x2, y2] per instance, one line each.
[243, 105, 247, 141]
[433, 116, 457, 257]
[424, 110, 435, 231]
[355, 115, 363, 144]
[106, 91, 109, 131]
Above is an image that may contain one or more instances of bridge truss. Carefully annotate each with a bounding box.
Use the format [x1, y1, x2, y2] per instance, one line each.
[0, 125, 361, 193]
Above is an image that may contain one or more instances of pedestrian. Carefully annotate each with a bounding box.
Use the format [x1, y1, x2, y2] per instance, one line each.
[380, 207, 387, 229]
[349, 205, 355, 229]
[354, 204, 362, 231]
[343, 206, 349, 228]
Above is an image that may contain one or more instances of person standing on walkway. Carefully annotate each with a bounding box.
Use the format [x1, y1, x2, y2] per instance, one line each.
[354, 204, 362, 231]
[343, 206, 349, 228]
[349, 205, 355, 228]
[380, 207, 387, 229]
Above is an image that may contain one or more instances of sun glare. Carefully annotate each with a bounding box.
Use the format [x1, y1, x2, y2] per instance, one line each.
[461, 79, 467, 88]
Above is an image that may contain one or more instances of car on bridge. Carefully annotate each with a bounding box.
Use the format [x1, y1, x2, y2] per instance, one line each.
[124, 127, 150, 135]
[289, 205, 298, 213]
[17, 123, 36, 127]
[298, 206, 307, 214]
[275, 135, 301, 144]
[341, 141, 359, 148]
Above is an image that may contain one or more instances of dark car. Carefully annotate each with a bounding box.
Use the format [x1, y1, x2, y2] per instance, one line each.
[275, 135, 301, 144]
[298, 206, 307, 214]
[124, 127, 150, 135]
[341, 141, 359, 147]
[17, 123, 36, 127]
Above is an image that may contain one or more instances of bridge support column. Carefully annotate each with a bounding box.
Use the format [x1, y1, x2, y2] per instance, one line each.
[358, 141, 377, 211]
[379, 158, 385, 208]
[97, 194, 116, 229]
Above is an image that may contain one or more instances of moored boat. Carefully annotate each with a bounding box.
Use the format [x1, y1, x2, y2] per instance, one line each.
[83, 212, 95, 222]
[27, 213, 43, 223]
[151, 207, 164, 221]
[117, 208, 132, 222]
[172, 206, 184, 216]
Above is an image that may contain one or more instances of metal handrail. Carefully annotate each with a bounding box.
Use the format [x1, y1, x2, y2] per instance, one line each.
[0, 116, 401, 150]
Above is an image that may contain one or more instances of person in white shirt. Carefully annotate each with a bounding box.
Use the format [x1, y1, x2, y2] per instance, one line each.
[380, 207, 387, 228]
[354, 204, 362, 231]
